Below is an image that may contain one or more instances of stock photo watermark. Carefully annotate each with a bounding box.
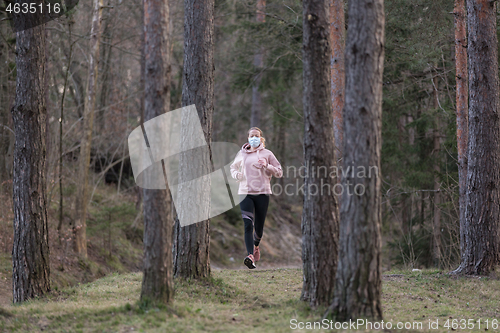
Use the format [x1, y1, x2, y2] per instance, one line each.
[3, 0, 80, 32]
[290, 318, 500, 331]
[268, 163, 379, 197]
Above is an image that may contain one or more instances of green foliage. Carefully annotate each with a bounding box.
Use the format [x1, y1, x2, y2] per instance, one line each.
[213, 0, 304, 165]
[388, 226, 432, 268]
[382, 0, 459, 269]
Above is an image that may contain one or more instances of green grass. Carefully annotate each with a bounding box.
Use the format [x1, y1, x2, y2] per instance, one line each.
[2, 268, 500, 332]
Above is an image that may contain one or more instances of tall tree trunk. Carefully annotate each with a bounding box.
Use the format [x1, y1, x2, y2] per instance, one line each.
[273, 102, 286, 188]
[96, 5, 114, 134]
[44, 27, 50, 198]
[172, 0, 215, 279]
[139, 2, 145, 126]
[0, 87, 11, 183]
[432, 73, 442, 268]
[0, 29, 10, 183]
[3, 27, 15, 181]
[326, 0, 385, 320]
[452, 0, 500, 275]
[58, 19, 75, 242]
[401, 193, 409, 236]
[330, 0, 345, 160]
[74, 0, 104, 258]
[140, 0, 174, 305]
[11, 5, 50, 303]
[250, 0, 266, 128]
[453, 0, 468, 273]
[300, 0, 340, 308]
[69, 62, 85, 120]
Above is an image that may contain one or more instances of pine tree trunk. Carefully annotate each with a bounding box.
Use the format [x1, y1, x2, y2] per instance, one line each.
[453, 0, 468, 271]
[300, 0, 340, 308]
[140, 0, 174, 305]
[401, 193, 409, 236]
[0, 86, 10, 182]
[139, 2, 145, 126]
[0, 32, 14, 182]
[327, 0, 385, 320]
[173, 0, 215, 279]
[44, 27, 50, 198]
[11, 8, 50, 303]
[330, 0, 345, 160]
[74, 0, 104, 258]
[0, 34, 8, 182]
[432, 74, 442, 268]
[452, 0, 500, 275]
[273, 104, 285, 188]
[96, 10, 113, 134]
[250, 0, 266, 128]
[69, 62, 85, 120]
[58, 19, 74, 241]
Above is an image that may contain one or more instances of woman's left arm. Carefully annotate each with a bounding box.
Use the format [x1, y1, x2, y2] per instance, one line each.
[265, 152, 283, 178]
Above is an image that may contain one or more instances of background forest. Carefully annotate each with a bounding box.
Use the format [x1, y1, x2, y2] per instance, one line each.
[0, 0, 477, 286]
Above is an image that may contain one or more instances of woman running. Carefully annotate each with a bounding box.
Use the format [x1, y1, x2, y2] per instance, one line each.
[230, 127, 283, 269]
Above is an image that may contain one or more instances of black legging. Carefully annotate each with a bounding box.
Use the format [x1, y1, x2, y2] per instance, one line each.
[239, 194, 270, 255]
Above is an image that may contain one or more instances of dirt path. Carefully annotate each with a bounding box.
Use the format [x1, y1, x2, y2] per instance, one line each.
[212, 263, 302, 270]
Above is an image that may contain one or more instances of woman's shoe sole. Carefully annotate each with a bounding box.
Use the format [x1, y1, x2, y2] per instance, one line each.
[244, 257, 256, 269]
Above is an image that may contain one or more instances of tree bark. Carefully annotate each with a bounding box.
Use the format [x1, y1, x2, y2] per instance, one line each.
[300, 0, 340, 308]
[0, 89, 11, 183]
[139, 2, 145, 126]
[272, 102, 286, 188]
[172, 0, 215, 279]
[330, 0, 345, 160]
[250, 0, 266, 128]
[74, 0, 104, 258]
[44, 27, 50, 198]
[140, 0, 174, 305]
[452, 0, 468, 273]
[452, 0, 500, 275]
[0, 32, 10, 183]
[401, 193, 409, 236]
[326, 0, 385, 320]
[432, 73, 442, 268]
[96, 5, 114, 134]
[0, 29, 14, 183]
[11, 3, 50, 303]
[69, 62, 85, 120]
[58, 19, 74, 242]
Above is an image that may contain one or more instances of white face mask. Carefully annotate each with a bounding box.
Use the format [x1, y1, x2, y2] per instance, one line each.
[248, 136, 261, 148]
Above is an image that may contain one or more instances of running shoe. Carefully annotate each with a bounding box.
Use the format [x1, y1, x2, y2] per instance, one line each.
[244, 254, 256, 269]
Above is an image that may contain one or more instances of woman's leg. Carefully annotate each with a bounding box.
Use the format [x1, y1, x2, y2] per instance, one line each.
[239, 194, 255, 255]
[253, 194, 270, 247]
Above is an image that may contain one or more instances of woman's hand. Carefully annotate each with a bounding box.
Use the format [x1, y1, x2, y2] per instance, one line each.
[256, 158, 268, 169]
[236, 172, 244, 181]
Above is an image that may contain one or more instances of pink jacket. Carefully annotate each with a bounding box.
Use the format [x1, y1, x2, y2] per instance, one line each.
[230, 142, 283, 195]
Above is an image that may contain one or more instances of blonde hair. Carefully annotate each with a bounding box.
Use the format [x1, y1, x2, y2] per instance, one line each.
[248, 127, 266, 148]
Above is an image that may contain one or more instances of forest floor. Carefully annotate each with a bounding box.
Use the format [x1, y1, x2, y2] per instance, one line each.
[0, 165, 302, 316]
[1, 268, 500, 332]
[3, 167, 498, 332]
